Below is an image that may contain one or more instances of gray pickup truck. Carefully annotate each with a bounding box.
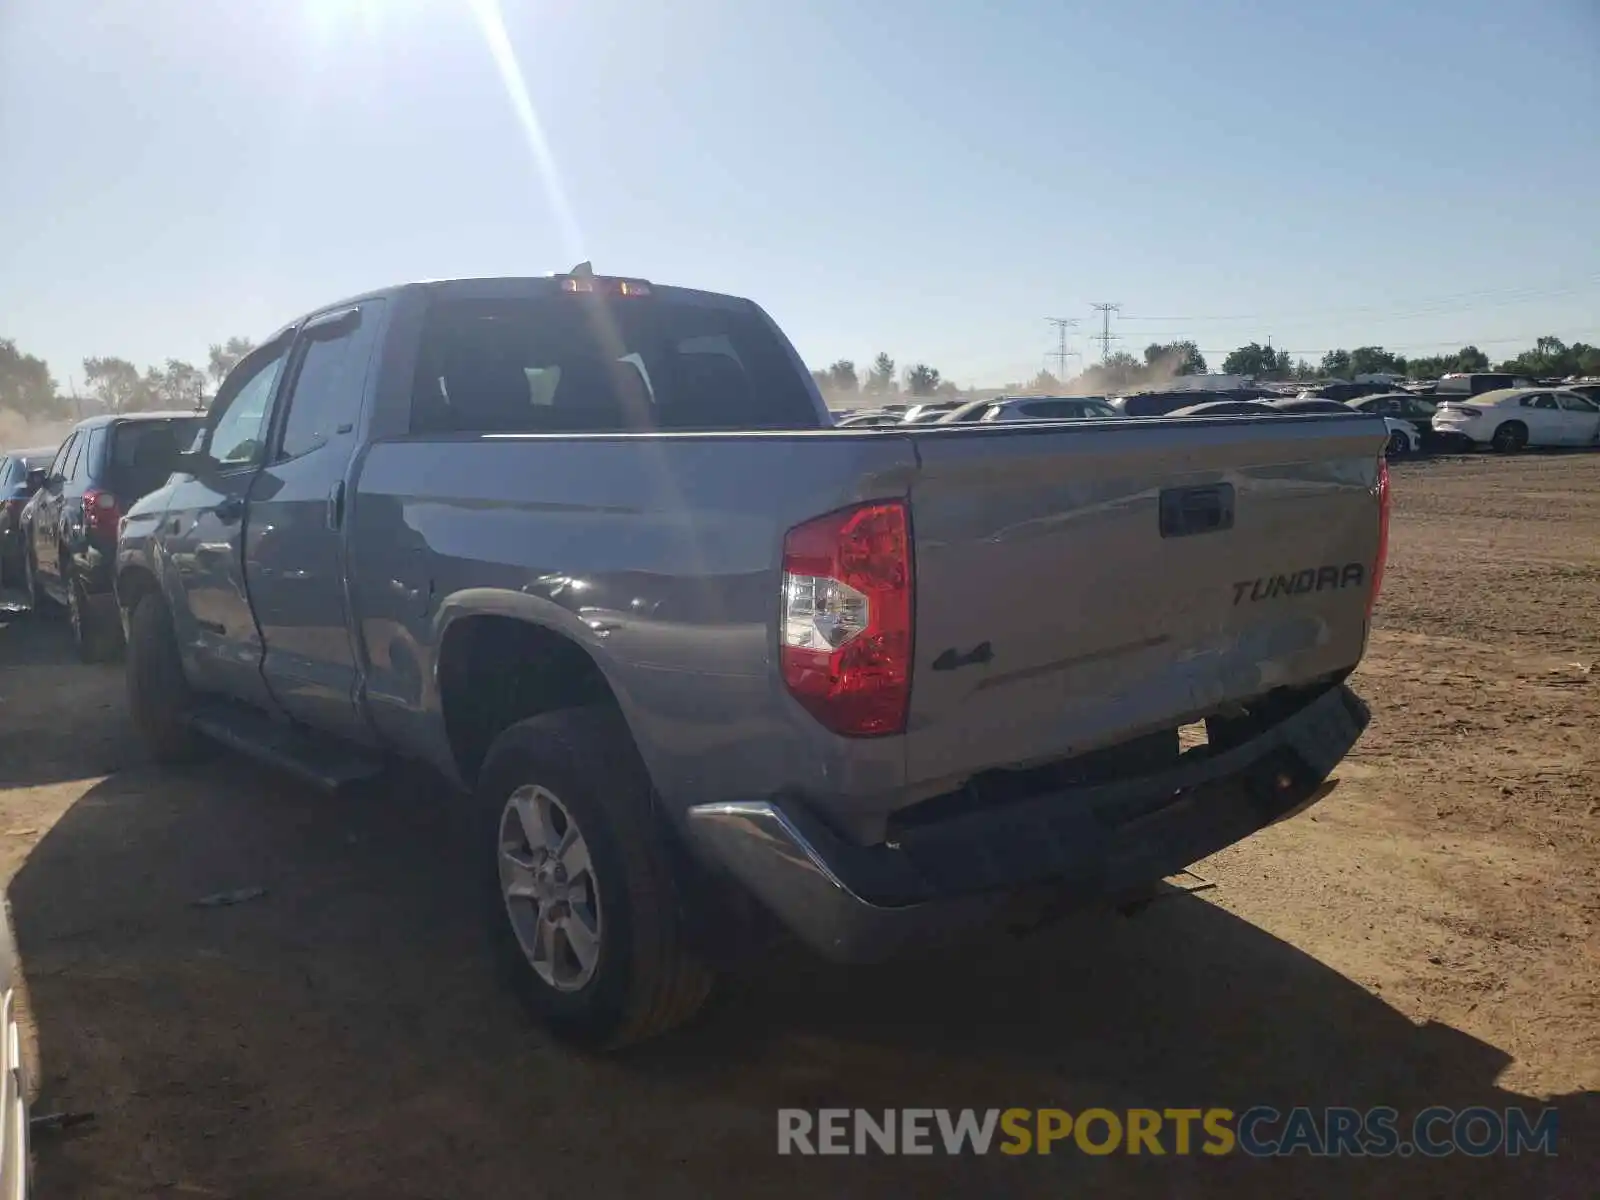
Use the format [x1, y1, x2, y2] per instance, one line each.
[116, 268, 1389, 1048]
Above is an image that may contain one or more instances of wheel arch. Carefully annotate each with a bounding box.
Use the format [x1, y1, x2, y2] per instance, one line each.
[432, 595, 645, 790]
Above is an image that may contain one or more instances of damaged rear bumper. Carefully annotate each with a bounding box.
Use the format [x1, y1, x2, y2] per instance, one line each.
[685, 683, 1369, 963]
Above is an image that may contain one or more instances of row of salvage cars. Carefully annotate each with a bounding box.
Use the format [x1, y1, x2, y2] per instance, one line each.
[835, 378, 1600, 457]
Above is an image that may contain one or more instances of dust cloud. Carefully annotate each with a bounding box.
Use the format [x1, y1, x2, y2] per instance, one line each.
[0, 410, 76, 453]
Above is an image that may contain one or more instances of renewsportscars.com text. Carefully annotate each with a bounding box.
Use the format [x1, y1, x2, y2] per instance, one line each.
[777, 1106, 1559, 1158]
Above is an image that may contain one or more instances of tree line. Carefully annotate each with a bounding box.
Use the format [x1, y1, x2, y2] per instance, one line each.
[811, 353, 960, 399]
[0, 335, 256, 419]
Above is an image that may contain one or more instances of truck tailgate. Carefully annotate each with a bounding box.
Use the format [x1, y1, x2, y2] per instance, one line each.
[903, 415, 1386, 789]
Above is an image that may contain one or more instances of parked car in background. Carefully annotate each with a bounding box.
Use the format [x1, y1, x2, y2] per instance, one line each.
[22, 412, 203, 659]
[0, 444, 57, 592]
[1270, 397, 1418, 457]
[1432, 387, 1600, 453]
[1297, 381, 1395, 404]
[115, 268, 1386, 1050]
[1111, 388, 1276, 417]
[1348, 392, 1447, 453]
[833, 410, 904, 427]
[1433, 372, 1537, 398]
[936, 395, 1120, 424]
[899, 401, 962, 424]
[1167, 400, 1282, 417]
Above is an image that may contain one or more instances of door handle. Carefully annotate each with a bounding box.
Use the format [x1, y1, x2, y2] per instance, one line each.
[327, 480, 346, 531]
[214, 495, 244, 522]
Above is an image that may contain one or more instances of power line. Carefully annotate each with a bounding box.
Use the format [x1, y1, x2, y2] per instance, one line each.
[1044, 317, 1079, 381]
[1089, 303, 1121, 361]
[1116, 274, 1600, 326]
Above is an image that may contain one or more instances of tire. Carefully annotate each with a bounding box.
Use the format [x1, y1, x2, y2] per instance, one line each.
[1490, 421, 1527, 454]
[126, 593, 204, 763]
[67, 573, 122, 663]
[1385, 430, 1409, 458]
[476, 707, 713, 1050]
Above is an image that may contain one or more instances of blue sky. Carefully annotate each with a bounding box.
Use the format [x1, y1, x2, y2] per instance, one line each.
[3, 0, 1597, 389]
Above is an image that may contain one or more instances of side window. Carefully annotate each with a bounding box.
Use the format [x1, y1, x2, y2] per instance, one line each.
[76, 427, 106, 483]
[59, 434, 84, 482]
[1556, 392, 1598, 413]
[208, 347, 290, 467]
[276, 301, 383, 461]
[48, 434, 77, 481]
[1530, 394, 1559, 411]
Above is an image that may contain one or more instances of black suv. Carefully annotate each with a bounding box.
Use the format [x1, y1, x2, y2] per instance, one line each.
[21, 412, 203, 659]
[1, 444, 58, 593]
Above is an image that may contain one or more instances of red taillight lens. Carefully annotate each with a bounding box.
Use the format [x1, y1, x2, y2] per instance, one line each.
[1367, 458, 1390, 617]
[1453, 406, 1481, 418]
[781, 500, 913, 737]
[82, 488, 122, 538]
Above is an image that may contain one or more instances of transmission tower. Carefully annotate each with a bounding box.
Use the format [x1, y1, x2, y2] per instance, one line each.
[1089, 303, 1122, 361]
[1045, 317, 1079, 383]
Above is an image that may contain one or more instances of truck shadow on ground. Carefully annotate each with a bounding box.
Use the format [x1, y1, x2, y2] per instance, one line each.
[1, 618, 1595, 1198]
[0, 613, 133, 790]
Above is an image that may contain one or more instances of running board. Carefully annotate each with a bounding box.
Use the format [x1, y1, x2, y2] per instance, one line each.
[186, 702, 385, 792]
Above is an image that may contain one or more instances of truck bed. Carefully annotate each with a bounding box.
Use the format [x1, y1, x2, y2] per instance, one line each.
[350, 412, 1386, 842]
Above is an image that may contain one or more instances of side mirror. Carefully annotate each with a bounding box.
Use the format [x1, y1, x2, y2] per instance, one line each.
[174, 449, 214, 475]
[24, 467, 46, 493]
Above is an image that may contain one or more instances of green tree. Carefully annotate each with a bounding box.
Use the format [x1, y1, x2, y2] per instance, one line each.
[83, 355, 145, 413]
[826, 359, 858, 393]
[1320, 349, 1352, 378]
[903, 363, 942, 396]
[1497, 336, 1600, 379]
[207, 336, 256, 385]
[1024, 369, 1061, 394]
[1144, 340, 1208, 376]
[0, 338, 60, 416]
[863, 352, 896, 394]
[1291, 358, 1319, 382]
[1348, 346, 1407, 377]
[1221, 342, 1277, 377]
[1080, 351, 1145, 392]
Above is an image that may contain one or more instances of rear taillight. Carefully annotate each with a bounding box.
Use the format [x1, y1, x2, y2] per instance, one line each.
[1452, 406, 1481, 418]
[82, 488, 122, 538]
[781, 500, 913, 737]
[1368, 458, 1390, 617]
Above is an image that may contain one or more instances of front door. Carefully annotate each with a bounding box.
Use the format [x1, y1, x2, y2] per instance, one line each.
[30, 433, 78, 593]
[245, 300, 385, 744]
[1555, 391, 1600, 446]
[163, 340, 291, 710]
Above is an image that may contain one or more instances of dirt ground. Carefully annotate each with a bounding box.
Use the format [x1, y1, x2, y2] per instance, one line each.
[1, 453, 1596, 1198]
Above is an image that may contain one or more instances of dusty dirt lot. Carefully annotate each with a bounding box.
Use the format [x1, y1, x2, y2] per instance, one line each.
[1, 453, 1596, 1198]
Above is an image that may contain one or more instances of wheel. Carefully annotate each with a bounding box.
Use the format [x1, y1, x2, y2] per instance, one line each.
[1490, 421, 1526, 453]
[477, 707, 713, 1050]
[1385, 430, 1410, 457]
[67, 573, 122, 663]
[126, 593, 204, 763]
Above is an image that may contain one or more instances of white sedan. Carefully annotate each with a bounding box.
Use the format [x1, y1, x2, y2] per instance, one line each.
[1433, 387, 1600, 452]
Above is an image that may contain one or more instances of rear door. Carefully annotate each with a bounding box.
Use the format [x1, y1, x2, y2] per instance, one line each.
[245, 300, 385, 743]
[902, 416, 1387, 787]
[163, 340, 291, 709]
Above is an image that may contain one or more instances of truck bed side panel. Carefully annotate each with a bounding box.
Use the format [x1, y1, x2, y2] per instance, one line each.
[348, 432, 918, 811]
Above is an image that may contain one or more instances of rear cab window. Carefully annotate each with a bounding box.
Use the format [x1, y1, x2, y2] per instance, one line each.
[409, 286, 820, 434]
